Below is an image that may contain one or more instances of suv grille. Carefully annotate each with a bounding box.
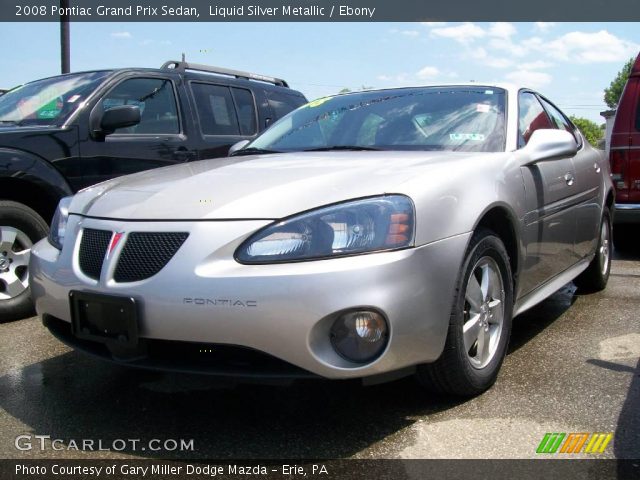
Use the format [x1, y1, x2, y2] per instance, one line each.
[114, 232, 188, 283]
[78, 229, 112, 280]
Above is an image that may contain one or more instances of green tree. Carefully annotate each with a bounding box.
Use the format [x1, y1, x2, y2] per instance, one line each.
[604, 58, 634, 109]
[338, 88, 351, 94]
[570, 116, 604, 147]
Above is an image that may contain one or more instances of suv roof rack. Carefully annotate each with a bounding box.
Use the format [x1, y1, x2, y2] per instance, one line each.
[161, 57, 289, 88]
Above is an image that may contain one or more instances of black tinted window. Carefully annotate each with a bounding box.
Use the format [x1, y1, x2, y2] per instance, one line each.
[232, 88, 257, 136]
[102, 78, 179, 134]
[518, 92, 554, 148]
[191, 83, 240, 136]
[267, 91, 306, 119]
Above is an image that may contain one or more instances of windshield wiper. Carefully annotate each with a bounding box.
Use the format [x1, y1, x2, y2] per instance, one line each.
[230, 147, 282, 157]
[0, 120, 20, 125]
[301, 145, 383, 152]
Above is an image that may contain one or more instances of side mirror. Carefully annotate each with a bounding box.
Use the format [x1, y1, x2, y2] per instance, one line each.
[228, 139, 250, 156]
[100, 105, 141, 135]
[521, 129, 578, 166]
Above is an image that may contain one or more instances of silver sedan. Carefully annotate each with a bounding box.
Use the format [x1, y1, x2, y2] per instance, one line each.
[29, 84, 613, 396]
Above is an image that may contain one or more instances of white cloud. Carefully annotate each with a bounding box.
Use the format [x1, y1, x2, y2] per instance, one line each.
[518, 60, 553, 70]
[377, 73, 410, 83]
[430, 23, 485, 44]
[389, 28, 420, 37]
[488, 22, 517, 39]
[140, 39, 153, 46]
[422, 22, 446, 27]
[545, 30, 640, 63]
[111, 31, 132, 39]
[484, 58, 513, 69]
[534, 22, 556, 33]
[416, 66, 440, 79]
[489, 37, 529, 57]
[160, 40, 172, 45]
[471, 47, 488, 59]
[506, 70, 552, 88]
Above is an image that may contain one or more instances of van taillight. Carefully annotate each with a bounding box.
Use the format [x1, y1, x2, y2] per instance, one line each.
[610, 149, 629, 191]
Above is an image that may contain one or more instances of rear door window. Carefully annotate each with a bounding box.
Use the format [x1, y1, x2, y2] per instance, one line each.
[191, 83, 240, 136]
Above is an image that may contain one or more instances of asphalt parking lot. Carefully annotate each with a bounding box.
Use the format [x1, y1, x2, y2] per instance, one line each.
[0, 249, 638, 461]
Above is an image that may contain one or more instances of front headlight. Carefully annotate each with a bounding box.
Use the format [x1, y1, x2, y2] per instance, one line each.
[235, 195, 415, 264]
[48, 196, 73, 250]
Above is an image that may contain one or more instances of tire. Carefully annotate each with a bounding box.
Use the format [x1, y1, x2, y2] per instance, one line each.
[0, 201, 49, 322]
[416, 228, 514, 397]
[574, 208, 612, 293]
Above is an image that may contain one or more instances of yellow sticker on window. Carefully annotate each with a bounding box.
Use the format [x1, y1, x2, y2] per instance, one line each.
[306, 97, 331, 108]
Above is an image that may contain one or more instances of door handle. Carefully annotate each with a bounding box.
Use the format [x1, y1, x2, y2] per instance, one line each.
[564, 173, 574, 186]
[594, 162, 601, 173]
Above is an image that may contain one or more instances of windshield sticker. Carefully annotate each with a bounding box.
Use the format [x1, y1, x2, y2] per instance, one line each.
[484, 90, 494, 95]
[67, 94, 81, 103]
[306, 97, 331, 108]
[476, 104, 491, 113]
[450, 133, 486, 141]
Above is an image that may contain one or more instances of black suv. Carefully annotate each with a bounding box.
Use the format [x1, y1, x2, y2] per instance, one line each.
[0, 60, 307, 320]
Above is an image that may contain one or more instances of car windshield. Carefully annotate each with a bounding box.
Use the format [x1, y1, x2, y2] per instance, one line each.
[247, 86, 507, 153]
[0, 71, 112, 126]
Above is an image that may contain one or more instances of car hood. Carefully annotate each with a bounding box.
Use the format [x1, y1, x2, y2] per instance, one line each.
[69, 151, 497, 220]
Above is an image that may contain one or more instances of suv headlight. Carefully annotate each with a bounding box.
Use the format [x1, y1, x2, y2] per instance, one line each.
[235, 195, 415, 264]
[48, 196, 73, 250]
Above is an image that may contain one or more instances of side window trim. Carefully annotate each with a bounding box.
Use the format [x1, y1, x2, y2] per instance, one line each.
[98, 75, 183, 137]
[230, 86, 258, 137]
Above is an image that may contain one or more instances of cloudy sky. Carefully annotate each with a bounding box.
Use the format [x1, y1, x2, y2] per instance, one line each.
[1, 22, 638, 122]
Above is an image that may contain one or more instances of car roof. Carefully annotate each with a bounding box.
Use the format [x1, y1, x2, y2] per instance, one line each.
[331, 82, 537, 98]
[18, 67, 304, 96]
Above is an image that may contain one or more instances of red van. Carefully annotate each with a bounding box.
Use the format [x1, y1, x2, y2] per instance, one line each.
[610, 52, 640, 249]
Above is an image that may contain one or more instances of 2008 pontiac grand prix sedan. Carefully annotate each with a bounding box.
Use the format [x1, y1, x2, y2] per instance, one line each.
[29, 84, 613, 396]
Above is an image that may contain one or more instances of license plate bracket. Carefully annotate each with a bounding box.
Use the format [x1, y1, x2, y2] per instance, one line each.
[69, 291, 138, 347]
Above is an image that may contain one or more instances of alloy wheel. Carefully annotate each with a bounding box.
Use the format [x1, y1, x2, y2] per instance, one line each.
[599, 220, 611, 276]
[463, 256, 505, 369]
[0, 226, 32, 301]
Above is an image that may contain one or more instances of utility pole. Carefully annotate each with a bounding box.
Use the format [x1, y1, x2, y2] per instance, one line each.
[60, 0, 70, 73]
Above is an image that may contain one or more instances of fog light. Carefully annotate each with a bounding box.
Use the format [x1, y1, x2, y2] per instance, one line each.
[330, 310, 388, 363]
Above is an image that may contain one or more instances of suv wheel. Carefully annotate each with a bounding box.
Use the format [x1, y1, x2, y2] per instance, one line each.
[416, 228, 514, 396]
[0, 201, 49, 322]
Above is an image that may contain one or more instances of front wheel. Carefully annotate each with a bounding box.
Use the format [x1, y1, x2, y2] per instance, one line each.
[416, 228, 514, 396]
[0, 201, 49, 322]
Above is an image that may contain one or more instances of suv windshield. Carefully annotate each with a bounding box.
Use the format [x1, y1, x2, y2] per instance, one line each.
[248, 87, 507, 153]
[0, 71, 112, 126]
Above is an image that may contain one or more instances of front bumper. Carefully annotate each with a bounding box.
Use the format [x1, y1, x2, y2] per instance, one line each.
[30, 215, 470, 380]
[614, 203, 640, 224]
